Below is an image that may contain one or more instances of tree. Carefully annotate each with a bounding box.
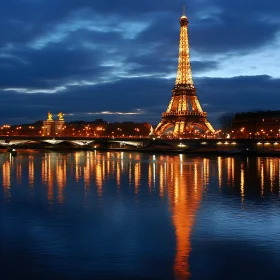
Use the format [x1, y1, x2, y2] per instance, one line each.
[218, 112, 235, 133]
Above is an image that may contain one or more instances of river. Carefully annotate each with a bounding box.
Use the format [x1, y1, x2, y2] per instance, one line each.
[1, 151, 280, 279]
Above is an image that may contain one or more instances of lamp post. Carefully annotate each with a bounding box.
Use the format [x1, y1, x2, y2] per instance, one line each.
[240, 127, 245, 139]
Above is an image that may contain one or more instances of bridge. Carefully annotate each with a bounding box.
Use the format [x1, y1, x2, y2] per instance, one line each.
[0, 136, 146, 148]
[0, 136, 279, 153]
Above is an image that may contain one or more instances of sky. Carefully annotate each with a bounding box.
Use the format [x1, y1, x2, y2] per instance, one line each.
[0, 0, 280, 127]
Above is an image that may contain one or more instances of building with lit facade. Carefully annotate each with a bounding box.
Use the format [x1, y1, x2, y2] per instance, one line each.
[232, 110, 280, 138]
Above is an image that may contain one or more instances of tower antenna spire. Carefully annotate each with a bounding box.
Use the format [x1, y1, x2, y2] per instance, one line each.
[182, 4, 186, 16]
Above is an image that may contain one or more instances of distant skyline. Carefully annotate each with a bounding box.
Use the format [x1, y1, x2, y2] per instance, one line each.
[1, 0, 280, 126]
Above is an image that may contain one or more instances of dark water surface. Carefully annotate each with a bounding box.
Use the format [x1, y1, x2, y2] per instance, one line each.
[1, 151, 280, 280]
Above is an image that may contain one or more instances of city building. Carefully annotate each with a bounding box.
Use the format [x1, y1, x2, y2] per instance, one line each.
[232, 110, 280, 138]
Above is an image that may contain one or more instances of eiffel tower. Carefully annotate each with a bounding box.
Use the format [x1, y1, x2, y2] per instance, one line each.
[155, 7, 215, 137]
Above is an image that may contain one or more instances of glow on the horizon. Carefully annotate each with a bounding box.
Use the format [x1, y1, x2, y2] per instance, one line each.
[87, 110, 143, 115]
[194, 35, 280, 78]
[63, 109, 144, 117]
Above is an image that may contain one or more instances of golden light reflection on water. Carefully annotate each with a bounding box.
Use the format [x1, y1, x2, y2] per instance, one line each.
[2, 161, 11, 194]
[84, 156, 90, 188]
[159, 164, 165, 197]
[218, 157, 222, 188]
[134, 162, 141, 193]
[226, 158, 230, 185]
[167, 158, 204, 280]
[148, 163, 152, 191]
[269, 159, 275, 193]
[116, 161, 121, 187]
[231, 158, 235, 185]
[28, 155, 34, 187]
[56, 156, 67, 204]
[261, 160, 264, 197]
[203, 158, 209, 186]
[129, 161, 132, 186]
[240, 163, 245, 203]
[95, 161, 103, 195]
[0, 152, 280, 279]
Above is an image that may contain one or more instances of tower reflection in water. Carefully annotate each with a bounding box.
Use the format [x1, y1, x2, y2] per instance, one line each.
[1, 152, 279, 279]
[167, 155, 205, 279]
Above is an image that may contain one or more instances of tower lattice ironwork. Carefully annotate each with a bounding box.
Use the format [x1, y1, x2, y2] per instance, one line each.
[155, 8, 214, 137]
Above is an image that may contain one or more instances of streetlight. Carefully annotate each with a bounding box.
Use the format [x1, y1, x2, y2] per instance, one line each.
[240, 127, 245, 139]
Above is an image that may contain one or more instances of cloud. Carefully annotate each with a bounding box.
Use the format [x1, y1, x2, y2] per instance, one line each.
[190, 14, 280, 54]
[192, 61, 219, 73]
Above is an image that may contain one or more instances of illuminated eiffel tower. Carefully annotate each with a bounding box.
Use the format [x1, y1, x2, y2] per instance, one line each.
[155, 7, 215, 137]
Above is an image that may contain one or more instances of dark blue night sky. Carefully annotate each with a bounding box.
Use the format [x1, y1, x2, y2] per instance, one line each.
[1, 0, 280, 126]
